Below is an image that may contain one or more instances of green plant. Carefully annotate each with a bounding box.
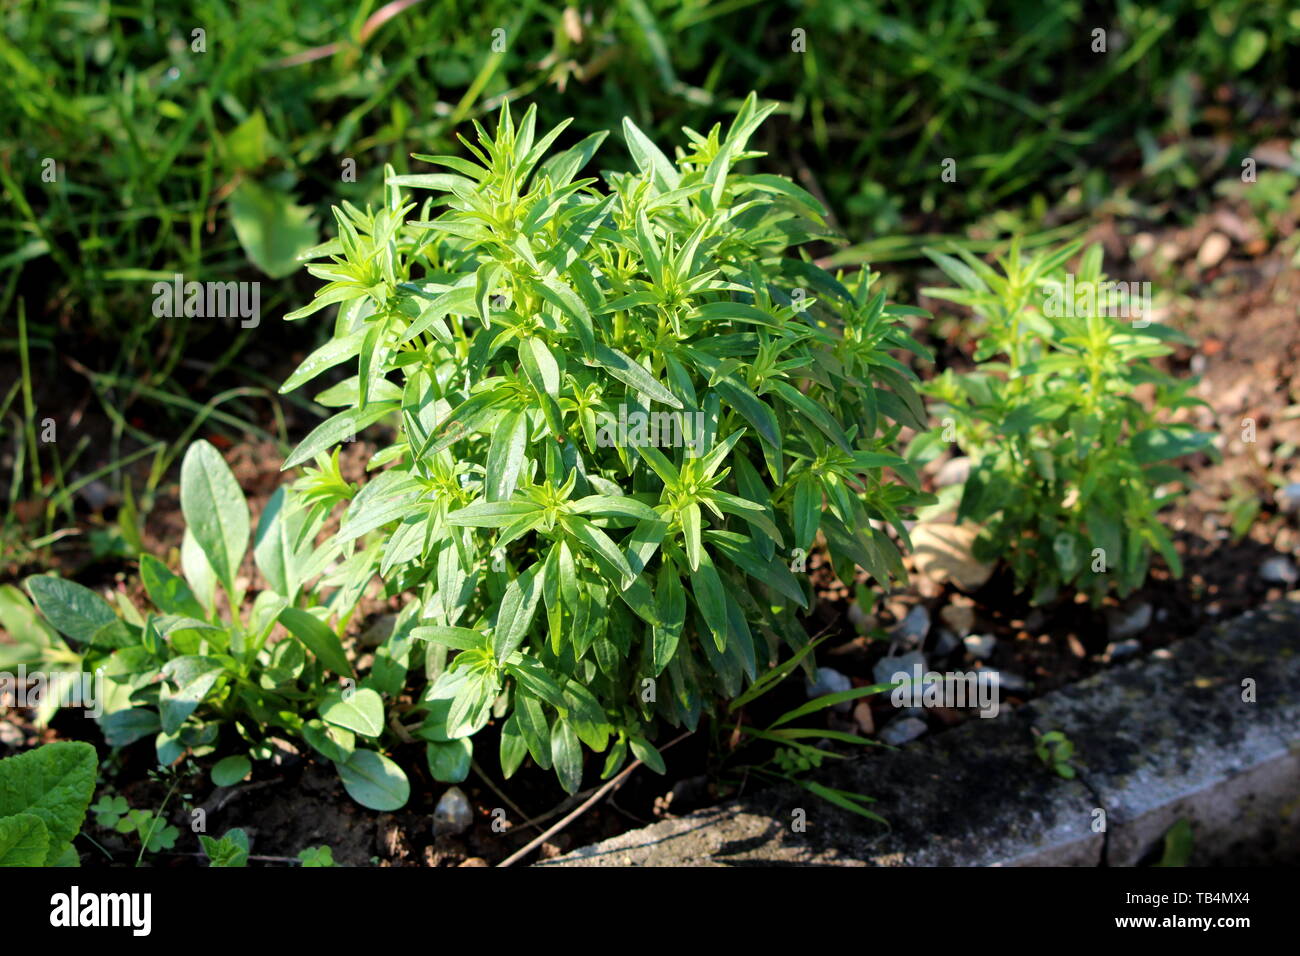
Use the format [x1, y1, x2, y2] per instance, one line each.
[197, 829, 335, 867]
[91, 778, 183, 862]
[914, 240, 1214, 604]
[1034, 729, 1076, 779]
[0, 740, 96, 866]
[114, 763, 196, 865]
[297, 844, 336, 867]
[718, 635, 892, 823]
[22, 439, 414, 810]
[1153, 817, 1194, 867]
[200, 828, 251, 867]
[278, 95, 932, 793]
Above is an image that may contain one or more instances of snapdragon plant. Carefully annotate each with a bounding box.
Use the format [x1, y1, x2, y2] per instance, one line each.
[914, 240, 1214, 604]
[279, 94, 932, 793]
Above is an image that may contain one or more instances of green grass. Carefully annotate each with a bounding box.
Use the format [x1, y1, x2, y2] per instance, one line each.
[0, 0, 1295, 551]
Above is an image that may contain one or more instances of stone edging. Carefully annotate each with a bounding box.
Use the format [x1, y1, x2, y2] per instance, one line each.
[542, 602, 1300, 866]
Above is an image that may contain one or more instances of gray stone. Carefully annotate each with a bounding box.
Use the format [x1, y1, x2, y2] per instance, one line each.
[847, 602, 873, 634]
[1104, 639, 1142, 663]
[880, 717, 928, 746]
[1276, 482, 1300, 514]
[805, 666, 853, 712]
[891, 605, 930, 648]
[1024, 609, 1048, 633]
[994, 669, 1028, 694]
[433, 786, 473, 835]
[963, 634, 996, 660]
[77, 479, 116, 512]
[931, 628, 961, 657]
[1106, 602, 1153, 639]
[1259, 556, 1298, 585]
[873, 651, 926, 686]
[544, 602, 1300, 868]
[1023, 602, 1300, 865]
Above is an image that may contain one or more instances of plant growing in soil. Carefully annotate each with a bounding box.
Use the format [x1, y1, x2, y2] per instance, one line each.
[90, 769, 185, 864]
[914, 240, 1214, 604]
[719, 635, 892, 822]
[279, 95, 933, 793]
[23, 441, 410, 811]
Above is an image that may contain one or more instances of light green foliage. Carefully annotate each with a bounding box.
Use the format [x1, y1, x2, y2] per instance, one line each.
[91, 788, 180, 858]
[1153, 818, 1194, 867]
[914, 241, 1214, 604]
[1034, 729, 1076, 779]
[297, 845, 336, 867]
[117, 809, 181, 854]
[24, 441, 410, 811]
[0, 741, 96, 866]
[281, 95, 933, 793]
[723, 634, 895, 823]
[201, 828, 251, 867]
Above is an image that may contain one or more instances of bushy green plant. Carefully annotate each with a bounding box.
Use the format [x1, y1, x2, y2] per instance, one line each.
[914, 240, 1214, 604]
[279, 95, 932, 792]
[22, 440, 418, 811]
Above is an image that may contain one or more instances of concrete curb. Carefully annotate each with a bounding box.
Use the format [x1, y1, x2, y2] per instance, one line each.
[542, 602, 1300, 867]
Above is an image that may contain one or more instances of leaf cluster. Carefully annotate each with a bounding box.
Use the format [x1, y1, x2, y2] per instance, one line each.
[279, 95, 933, 791]
[913, 240, 1214, 603]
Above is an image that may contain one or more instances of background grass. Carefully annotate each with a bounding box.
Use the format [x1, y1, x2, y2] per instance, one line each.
[1, 0, 1297, 556]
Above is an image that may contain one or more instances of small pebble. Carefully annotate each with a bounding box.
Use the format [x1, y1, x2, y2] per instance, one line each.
[1104, 639, 1142, 663]
[993, 670, 1028, 694]
[931, 628, 961, 657]
[1276, 482, 1300, 515]
[1197, 231, 1230, 269]
[963, 634, 996, 661]
[0, 722, 24, 747]
[805, 666, 853, 711]
[433, 786, 473, 836]
[847, 602, 874, 635]
[852, 701, 875, 735]
[1260, 556, 1298, 585]
[77, 479, 117, 512]
[879, 717, 928, 746]
[873, 651, 926, 686]
[891, 605, 930, 648]
[1106, 602, 1153, 639]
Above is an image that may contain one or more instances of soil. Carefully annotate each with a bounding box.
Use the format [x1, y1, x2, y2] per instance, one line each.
[2, 177, 1297, 866]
